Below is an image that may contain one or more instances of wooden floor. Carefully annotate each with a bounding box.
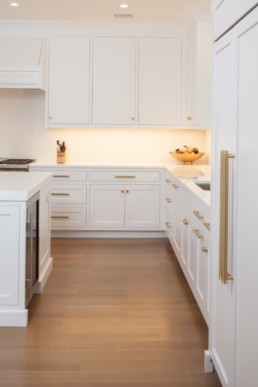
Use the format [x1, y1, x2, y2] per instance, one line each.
[0, 238, 221, 387]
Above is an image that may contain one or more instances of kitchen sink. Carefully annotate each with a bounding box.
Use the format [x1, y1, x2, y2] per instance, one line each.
[194, 181, 210, 191]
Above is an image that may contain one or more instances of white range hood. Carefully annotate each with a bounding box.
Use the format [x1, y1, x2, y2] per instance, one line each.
[0, 37, 46, 89]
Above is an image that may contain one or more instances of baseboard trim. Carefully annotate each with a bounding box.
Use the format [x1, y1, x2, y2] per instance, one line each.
[0, 309, 28, 327]
[51, 230, 166, 239]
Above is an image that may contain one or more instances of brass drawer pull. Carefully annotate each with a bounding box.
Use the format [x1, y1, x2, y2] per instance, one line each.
[172, 184, 179, 189]
[51, 216, 70, 219]
[165, 222, 171, 229]
[53, 175, 70, 178]
[51, 193, 70, 196]
[166, 197, 172, 203]
[165, 178, 171, 183]
[115, 175, 136, 179]
[183, 219, 189, 225]
[203, 221, 210, 231]
[192, 229, 204, 239]
[202, 246, 209, 253]
[193, 210, 204, 220]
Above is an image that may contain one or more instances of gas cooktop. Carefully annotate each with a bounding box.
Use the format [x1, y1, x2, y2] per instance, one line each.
[0, 158, 34, 165]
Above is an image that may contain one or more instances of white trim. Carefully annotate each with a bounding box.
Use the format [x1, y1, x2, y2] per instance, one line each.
[0, 309, 28, 327]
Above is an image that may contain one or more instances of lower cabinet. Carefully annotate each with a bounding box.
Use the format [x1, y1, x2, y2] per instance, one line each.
[89, 184, 160, 229]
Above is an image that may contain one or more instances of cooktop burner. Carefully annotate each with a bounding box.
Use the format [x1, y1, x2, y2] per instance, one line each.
[0, 158, 34, 165]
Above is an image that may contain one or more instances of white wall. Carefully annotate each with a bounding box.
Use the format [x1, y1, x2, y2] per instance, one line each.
[0, 89, 209, 165]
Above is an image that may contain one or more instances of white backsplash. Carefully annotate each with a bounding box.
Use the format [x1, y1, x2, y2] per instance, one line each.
[0, 89, 210, 164]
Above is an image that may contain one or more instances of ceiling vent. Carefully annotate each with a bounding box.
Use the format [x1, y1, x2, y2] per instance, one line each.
[114, 13, 134, 19]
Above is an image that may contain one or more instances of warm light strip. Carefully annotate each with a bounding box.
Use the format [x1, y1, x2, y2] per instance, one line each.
[10, 2, 19, 6]
[120, 4, 129, 8]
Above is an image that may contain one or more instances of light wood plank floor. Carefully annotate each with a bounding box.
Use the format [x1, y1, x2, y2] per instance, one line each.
[0, 238, 221, 387]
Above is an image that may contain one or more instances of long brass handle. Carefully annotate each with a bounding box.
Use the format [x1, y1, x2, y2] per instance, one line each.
[51, 216, 70, 219]
[115, 176, 136, 179]
[192, 229, 204, 239]
[193, 210, 204, 220]
[219, 150, 235, 284]
[51, 193, 70, 196]
[53, 175, 70, 178]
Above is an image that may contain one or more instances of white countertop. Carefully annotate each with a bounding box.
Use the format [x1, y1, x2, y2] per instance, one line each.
[0, 172, 52, 201]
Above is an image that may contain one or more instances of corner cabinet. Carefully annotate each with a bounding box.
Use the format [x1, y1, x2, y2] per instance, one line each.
[138, 38, 182, 125]
[92, 37, 136, 125]
[47, 37, 90, 126]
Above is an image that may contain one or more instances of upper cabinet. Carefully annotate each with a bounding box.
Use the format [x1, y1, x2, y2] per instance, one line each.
[138, 38, 182, 125]
[213, 0, 258, 40]
[92, 37, 136, 125]
[47, 37, 90, 126]
[185, 20, 212, 130]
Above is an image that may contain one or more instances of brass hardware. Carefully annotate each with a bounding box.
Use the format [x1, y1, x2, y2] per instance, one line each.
[203, 221, 210, 231]
[131, 117, 135, 120]
[165, 222, 171, 229]
[193, 210, 204, 220]
[187, 116, 192, 120]
[172, 184, 179, 189]
[219, 150, 235, 284]
[115, 176, 136, 179]
[192, 229, 204, 239]
[125, 190, 129, 193]
[53, 175, 70, 178]
[165, 178, 171, 183]
[202, 246, 209, 253]
[51, 193, 70, 196]
[166, 198, 172, 203]
[51, 216, 70, 219]
[121, 189, 125, 193]
[183, 219, 189, 225]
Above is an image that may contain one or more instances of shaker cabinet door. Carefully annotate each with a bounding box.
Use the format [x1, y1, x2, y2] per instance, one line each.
[48, 37, 90, 125]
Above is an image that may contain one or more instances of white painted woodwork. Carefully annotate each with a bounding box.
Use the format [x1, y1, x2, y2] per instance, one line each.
[51, 205, 87, 230]
[0, 206, 20, 306]
[139, 38, 182, 125]
[89, 184, 125, 229]
[48, 37, 90, 125]
[213, 0, 258, 39]
[185, 20, 212, 129]
[92, 37, 136, 125]
[210, 6, 258, 386]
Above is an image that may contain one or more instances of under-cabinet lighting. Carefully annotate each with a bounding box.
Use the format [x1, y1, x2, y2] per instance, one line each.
[120, 4, 129, 8]
[10, 2, 19, 6]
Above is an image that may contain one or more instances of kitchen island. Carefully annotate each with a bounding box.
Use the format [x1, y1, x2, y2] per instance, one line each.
[0, 172, 52, 326]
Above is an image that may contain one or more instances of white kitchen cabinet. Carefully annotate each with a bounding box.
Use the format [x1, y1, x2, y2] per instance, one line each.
[47, 37, 90, 126]
[92, 37, 136, 125]
[185, 20, 212, 129]
[89, 184, 160, 230]
[138, 38, 182, 125]
[213, 0, 258, 40]
[210, 6, 258, 386]
[0, 205, 20, 306]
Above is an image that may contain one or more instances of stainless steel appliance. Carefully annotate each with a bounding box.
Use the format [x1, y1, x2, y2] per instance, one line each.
[25, 192, 40, 306]
[0, 158, 35, 171]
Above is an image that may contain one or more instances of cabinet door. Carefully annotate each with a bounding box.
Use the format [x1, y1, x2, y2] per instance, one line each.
[89, 185, 125, 229]
[210, 28, 237, 387]
[124, 185, 160, 229]
[48, 37, 90, 125]
[92, 37, 136, 125]
[0, 206, 20, 306]
[139, 38, 182, 125]
[213, 0, 258, 40]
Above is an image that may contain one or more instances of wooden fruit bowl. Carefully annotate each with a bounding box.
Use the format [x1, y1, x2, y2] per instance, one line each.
[170, 151, 205, 165]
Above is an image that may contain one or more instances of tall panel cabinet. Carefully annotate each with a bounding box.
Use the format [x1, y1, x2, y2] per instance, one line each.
[210, 4, 258, 387]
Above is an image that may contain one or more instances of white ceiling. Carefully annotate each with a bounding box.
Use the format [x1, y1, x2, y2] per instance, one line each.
[0, 0, 210, 23]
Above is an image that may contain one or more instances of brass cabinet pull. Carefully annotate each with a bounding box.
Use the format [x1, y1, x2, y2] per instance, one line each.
[53, 175, 70, 178]
[51, 216, 70, 219]
[166, 197, 172, 203]
[125, 190, 129, 193]
[165, 222, 171, 229]
[115, 176, 136, 179]
[172, 183, 179, 189]
[219, 150, 235, 284]
[121, 189, 125, 193]
[192, 229, 204, 239]
[165, 178, 171, 183]
[203, 221, 210, 231]
[193, 210, 204, 220]
[202, 246, 209, 253]
[183, 219, 189, 225]
[51, 193, 70, 196]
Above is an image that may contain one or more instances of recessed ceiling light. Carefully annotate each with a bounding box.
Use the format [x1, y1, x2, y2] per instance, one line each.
[120, 4, 128, 8]
[10, 2, 19, 6]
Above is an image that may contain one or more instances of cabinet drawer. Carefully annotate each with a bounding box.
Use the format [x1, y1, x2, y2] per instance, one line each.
[30, 167, 87, 181]
[89, 170, 160, 182]
[51, 205, 87, 230]
[50, 184, 86, 204]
